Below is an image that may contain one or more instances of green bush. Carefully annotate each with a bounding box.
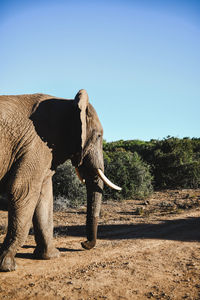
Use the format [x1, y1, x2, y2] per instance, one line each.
[151, 138, 200, 189]
[53, 161, 86, 209]
[103, 150, 153, 200]
[104, 137, 200, 190]
[154, 161, 200, 189]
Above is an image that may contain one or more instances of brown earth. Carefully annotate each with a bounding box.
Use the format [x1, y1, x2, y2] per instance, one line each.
[0, 189, 200, 300]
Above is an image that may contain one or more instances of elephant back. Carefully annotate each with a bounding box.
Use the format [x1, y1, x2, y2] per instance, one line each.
[0, 94, 53, 177]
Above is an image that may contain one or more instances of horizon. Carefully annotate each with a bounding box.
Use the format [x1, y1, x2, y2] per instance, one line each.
[104, 135, 200, 143]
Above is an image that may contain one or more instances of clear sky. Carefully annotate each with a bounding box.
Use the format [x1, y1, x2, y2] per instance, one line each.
[1, 0, 200, 142]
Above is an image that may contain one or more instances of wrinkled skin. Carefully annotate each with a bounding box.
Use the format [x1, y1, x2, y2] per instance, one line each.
[0, 90, 104, 271]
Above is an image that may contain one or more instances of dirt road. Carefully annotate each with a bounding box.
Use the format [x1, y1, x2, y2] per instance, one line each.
[0, 190, 200, 299]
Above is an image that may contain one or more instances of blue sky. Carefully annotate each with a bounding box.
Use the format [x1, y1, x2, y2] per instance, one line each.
[1, 0, 200, 142]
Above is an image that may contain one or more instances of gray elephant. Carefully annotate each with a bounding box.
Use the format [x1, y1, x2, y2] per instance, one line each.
[0, 89, 121, 271]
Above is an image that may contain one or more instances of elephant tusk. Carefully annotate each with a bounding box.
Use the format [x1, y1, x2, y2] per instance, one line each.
[75, 168, 85, 184]
[97, 169, 122, 191]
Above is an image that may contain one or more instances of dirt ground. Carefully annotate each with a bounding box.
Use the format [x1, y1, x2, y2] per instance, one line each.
[0, 189, 200, 300]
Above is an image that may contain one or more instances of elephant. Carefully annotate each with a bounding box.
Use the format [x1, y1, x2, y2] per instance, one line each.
[0, 89, 121, 271]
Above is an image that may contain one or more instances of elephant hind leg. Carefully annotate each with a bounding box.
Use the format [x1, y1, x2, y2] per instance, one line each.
[0, 151, 50, 271]
[0, 186, 41, 271]
[33, 170, 60, 260]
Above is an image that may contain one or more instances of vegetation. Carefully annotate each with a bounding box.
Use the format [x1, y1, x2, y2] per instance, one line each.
[104, 137, 200, 189]
[104, 150, 153, 200]
[53, 137, 200, 208]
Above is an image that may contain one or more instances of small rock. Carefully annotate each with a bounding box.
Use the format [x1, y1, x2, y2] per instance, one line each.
[29, 283, 35, 287]
[146, 291, 154, 298]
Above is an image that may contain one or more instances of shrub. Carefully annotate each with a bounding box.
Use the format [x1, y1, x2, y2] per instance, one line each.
[53, 161, 86, 209]
[152, 138, 200, 189]
[156, 161, 200, 189]
[104, 137, 200, 190]
[103, 150, 153, 200]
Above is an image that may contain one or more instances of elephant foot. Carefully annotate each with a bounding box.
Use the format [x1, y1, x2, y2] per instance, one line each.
[33, 246, 60, 260]
[0, 251, 16, 272]
[81, 240, 96, 250]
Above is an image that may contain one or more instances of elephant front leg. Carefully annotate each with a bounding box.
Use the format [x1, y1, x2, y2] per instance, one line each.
[33, 171, 60, 260]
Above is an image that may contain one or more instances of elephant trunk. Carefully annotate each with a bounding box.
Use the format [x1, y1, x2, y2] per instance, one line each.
[81, 179, 103, 250]
[76, 165, 122, 250]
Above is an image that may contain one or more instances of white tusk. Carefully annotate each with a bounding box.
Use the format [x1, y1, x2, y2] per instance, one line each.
[75, 168, 85, 184]
[97, 169, 122, 191]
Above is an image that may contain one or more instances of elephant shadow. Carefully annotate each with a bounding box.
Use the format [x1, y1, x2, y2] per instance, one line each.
[1, 217, 199, 260]
[53, 216, 200, 242]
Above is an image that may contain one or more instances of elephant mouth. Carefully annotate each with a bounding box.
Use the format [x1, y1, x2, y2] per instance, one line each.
[75, 168, 122, 191]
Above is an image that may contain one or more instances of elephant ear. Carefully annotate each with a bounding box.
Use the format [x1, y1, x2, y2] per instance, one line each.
[73, 89, 89, 165]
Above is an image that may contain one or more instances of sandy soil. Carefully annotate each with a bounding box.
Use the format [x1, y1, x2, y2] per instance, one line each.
[0, 189, 200, 300]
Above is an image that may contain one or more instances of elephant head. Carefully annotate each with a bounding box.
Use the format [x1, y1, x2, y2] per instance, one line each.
[73, 90, 121, 249]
